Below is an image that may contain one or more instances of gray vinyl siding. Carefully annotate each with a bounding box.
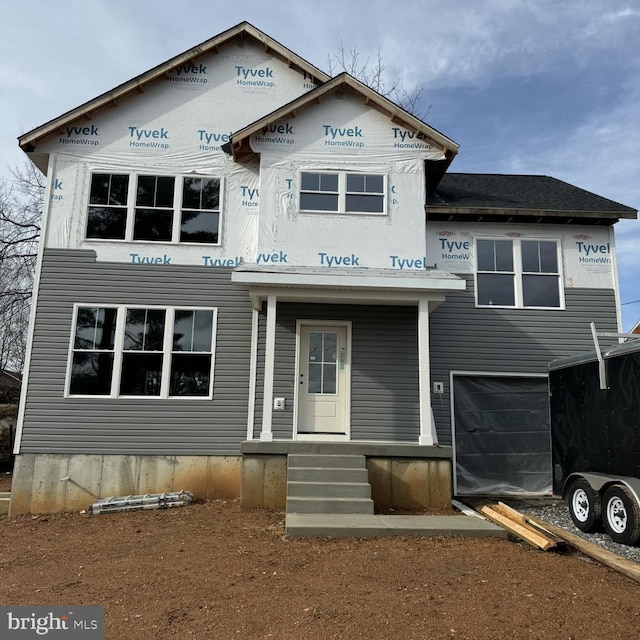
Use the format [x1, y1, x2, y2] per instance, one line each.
[430, 276, 619, 446]
[254, 303, 420, 442]
[20, 249, 253, 455]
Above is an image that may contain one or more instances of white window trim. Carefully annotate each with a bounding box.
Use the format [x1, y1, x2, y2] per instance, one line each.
[474, 237, 565, 310]
[65, 303, 218, 399]
[298, 169, 387, 216]
[85, 172, 223, 246]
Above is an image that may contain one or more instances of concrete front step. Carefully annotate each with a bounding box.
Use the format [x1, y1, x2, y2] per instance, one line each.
[288, 454, 366, 469]
[288, 467, 369, 483]
[286, 496, 374, 514]
[285, 513, 510, 539]
[286, 453, 374, 515]
[288, 481, 371, 499]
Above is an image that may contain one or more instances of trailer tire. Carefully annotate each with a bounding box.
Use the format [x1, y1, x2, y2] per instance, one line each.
[568, 478, 601, 532]
[602, 485, 640, 546]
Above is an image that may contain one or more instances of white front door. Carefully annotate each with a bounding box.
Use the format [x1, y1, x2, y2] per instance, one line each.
[297, 324, 349, 435]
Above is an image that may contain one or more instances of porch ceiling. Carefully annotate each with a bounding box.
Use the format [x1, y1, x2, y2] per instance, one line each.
[231, 265, 466, 310]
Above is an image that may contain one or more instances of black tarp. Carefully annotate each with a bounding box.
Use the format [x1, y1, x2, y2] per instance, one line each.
[453, 376, 552, 495]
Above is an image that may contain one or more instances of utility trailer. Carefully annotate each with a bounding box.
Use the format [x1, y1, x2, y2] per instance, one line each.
[549, 327, 640, 545]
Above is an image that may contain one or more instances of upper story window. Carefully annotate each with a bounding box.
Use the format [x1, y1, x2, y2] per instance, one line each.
[300, 171, 385, 214]
[87, 174, 129, 240]
[86, 173, 221, 244]
[68, 304, 216, 398]
[476, 238, 562, 309]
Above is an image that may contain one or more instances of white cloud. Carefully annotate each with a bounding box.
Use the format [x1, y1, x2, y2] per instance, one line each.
[0, 0, 637, 325]
[366, 0, 640, 91]
[501, 76, 640, 208]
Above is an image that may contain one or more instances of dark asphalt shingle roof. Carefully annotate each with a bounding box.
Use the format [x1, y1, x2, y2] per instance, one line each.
[431, 173, 636, 214]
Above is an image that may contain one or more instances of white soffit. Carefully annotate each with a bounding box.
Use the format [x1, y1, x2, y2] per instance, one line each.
[231, 265, 465, 292]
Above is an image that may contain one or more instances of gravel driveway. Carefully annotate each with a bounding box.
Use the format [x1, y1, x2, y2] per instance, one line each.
[501, 496, 640, 563]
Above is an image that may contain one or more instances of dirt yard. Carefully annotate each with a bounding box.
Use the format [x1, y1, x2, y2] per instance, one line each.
[1, 500, 639, 639]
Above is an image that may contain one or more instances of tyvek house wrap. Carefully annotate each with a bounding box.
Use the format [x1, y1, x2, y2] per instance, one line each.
[39, 35, 443, 269]
[39, 45, 449, 272]
[36, 38, 313, 267]
[426, 222, 616, 289]
[251, 93, 446, 269]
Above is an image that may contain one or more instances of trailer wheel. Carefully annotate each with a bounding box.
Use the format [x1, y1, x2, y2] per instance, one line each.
[568, 478, 601, 532]
[602, 485, 640, 546]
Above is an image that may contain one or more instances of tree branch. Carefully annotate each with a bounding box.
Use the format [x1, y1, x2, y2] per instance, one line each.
[0, 159, 44, 370]
[327, 43, 426, 117]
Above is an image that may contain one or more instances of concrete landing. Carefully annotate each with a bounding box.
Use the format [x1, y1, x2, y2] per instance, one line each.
[286, 513, 508, 539]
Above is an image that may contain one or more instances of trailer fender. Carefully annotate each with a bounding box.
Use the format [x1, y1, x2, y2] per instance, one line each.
[563, 472, 640, 507]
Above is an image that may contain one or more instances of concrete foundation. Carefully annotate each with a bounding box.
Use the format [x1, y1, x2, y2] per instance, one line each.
[10, 443, 452, 515]
[240, 441, 453, 511]
[241, 455, 288, 508]
[367, 458, 451, 510]
[9, 453, 242, 515]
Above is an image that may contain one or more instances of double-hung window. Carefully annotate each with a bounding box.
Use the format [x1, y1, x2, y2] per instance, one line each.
[120, 308, 166, 395]
[133, 176, 175, 241]
[86, 173, 221, 244]
[521, 240, 561, 307]
[87, 175, 129, 240]
[300, 171, 385, 214]
[180, 177, 221, 243]
[68, 305, 216, 398]
[69, 306, 118, 395]
[476, 238, 562, 308]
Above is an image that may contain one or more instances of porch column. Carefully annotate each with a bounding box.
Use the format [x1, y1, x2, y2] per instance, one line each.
[260, 295, 277, 441]
[418, 297, 437, 446]
[246, 308, 259, 440]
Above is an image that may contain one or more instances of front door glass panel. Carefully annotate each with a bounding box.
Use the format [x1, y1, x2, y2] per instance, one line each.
[308, 331, 337, 394]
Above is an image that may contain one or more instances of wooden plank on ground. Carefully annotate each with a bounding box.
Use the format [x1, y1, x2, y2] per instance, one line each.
[494, 502, 528, 524]
[479, 505, 555, 551]
[495, 502, 566, 546]
[525, 513, 640, 585]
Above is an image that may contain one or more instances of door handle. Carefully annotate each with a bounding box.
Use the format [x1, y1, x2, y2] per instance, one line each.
[300, 373, 304, 385]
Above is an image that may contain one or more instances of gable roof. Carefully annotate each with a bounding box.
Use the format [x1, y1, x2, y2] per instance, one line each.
[228, 72, 459, 163]
[18, 22, 330, 155]
[427, 173, 637, 224]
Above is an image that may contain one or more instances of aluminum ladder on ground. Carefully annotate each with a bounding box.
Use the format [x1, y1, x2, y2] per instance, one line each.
[88, 490, 193, 515]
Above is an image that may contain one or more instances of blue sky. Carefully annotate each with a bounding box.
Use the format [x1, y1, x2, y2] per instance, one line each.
[2, 0, 639, 327]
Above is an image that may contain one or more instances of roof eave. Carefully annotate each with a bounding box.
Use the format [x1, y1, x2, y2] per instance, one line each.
[426, 205, 637, 223]
[18, 22, 330, 154]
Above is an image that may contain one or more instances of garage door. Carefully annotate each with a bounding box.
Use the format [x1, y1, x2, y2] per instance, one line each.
[453, 375, 551, 495]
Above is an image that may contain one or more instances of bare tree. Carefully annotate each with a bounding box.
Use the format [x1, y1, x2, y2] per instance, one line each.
[327, 42, 429, 119]
[0, 161, 44, 372]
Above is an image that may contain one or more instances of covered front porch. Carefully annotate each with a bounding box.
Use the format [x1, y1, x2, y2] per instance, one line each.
[232, 265, 465, 448]
[232, 266, 465, 512]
